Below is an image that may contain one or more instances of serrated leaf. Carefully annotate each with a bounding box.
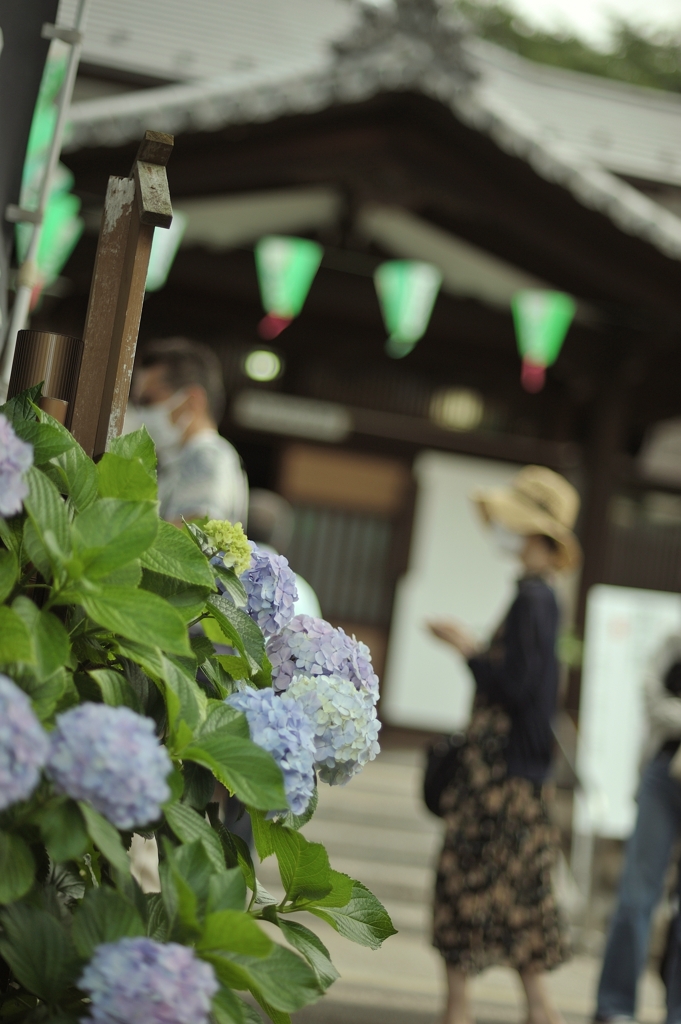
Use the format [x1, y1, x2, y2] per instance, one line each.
[88, 668, 142, 711]
[165, 803, 226, 873]
[12, 597, 70, 681]
[23, 465, 71, 565]
[205, 944, 321, 1013]
[207, 594, 265, 671]
[141, 520, 215, 587]
[184, 730, 286, 811]
[0, 548, 18, 602]
[161, 654, 206, 732]
[75, 585, 191, 656]
[72, 887, 145, 958]
[213, 564, 247, 606]
[0, 606, 33, 665]
[308, 879, 397, 949]
[198, 910, 273, 957]
[277, 919, 339, 990]
[109, 426, 157, 479]
[12, 418, 73, 464]
[38, 800, 89, 863]
[0, 904, 79, 1001]
[97, 452, 157, 500]
[271, 828, 333, 905]
[0, 382, 42, 425]
[0, 831, 35, 904]
[207, 869, 247, 913]
[71, 498, 157, 578]
[79, 802, 130, 875]
[212, 986, 247, 1024]
[42, 430, 97, 512]
[141, 569, 211, 623]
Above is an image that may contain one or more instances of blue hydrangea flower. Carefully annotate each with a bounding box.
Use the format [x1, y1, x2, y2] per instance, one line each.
[0, 674, 49, 811]
[46, 704, 171, 829]
[281, 674, 381, 786]
[0, 413, 33, 517]
[79, 937, 218, 1024]
[239, 543, 298, 637]
[268, 616, 379, 701]
[227, 686, 315, 815]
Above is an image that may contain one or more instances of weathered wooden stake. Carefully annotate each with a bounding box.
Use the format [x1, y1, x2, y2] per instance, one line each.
[70, 129, 174, 457]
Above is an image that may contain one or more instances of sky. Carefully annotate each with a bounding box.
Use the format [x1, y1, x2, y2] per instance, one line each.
[501, 0, 681, 47]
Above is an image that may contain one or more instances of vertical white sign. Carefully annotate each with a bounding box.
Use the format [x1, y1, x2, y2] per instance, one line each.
[383, 451, 519, 733]
[574, 584, 681, 839]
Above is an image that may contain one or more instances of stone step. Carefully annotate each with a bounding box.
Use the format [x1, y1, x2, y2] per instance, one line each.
[302, 817, 441, 868]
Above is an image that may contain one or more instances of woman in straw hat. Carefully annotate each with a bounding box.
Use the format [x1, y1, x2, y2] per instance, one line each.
[428, 465, 580, 1024]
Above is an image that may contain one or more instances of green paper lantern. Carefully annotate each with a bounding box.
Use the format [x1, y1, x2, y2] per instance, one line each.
[512, 289, 575, 392]
[374, 260, 442, 358]
[255, 235, 323, 339]
[146, 210, 187, 292]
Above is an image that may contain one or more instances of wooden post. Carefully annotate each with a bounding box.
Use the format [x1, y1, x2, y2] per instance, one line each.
[70, 130, 174, 457]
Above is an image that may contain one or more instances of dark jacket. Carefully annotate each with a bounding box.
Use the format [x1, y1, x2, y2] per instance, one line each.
[467, 576, 559, 785]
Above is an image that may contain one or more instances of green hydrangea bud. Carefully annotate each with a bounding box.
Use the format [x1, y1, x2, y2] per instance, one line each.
[203, 519, 252, 576]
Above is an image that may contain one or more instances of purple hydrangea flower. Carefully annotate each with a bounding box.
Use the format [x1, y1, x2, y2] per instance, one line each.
[268, 616, 379, 701]
[79, 937, 218, 1024]
[46, 704, 171, 829]
[227, 686, 315, 815]
[0, 674, 49, 811]
[239, 543, 298, 637]
[282, 674, 381, 786]
[0, 413, 33, 517]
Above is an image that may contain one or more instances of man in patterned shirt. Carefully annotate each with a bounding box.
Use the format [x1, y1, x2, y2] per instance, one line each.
[126, 337, 248, 526]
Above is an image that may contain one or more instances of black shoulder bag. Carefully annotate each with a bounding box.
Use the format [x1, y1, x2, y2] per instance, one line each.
[423, 732, 466, 817]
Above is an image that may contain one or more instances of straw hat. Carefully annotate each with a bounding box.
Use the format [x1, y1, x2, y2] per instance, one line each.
[472, 465, 581, 570]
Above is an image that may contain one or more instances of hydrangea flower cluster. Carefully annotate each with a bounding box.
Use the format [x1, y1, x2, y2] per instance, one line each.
[240, 543, 298, 637]
[268, 616, 379, 700]
[0, 413, 33, 517]
[0, 674, 49, 811]
[79, 938, 218, 1024]
[227, 686, 315, 815]
[282, 674, 381, 786]
[46, 704, 172, 828]
[202, 519, 251, 576]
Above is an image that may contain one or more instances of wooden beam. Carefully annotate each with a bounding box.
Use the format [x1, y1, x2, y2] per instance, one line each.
[70, 130, 173, 456]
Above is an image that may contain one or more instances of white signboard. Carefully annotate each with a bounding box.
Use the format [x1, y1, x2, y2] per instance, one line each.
[383, 451, 519, 732]
[574, 584, 681, 839]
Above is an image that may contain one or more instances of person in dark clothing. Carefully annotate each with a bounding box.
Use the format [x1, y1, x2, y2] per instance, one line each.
[427, 465, 581, 1024]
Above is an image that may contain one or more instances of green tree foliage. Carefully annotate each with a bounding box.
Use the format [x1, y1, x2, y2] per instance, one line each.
[450, 0, 681, 93]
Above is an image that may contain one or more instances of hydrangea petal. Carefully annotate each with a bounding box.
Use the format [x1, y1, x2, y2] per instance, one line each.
[0, 674, 49, 811]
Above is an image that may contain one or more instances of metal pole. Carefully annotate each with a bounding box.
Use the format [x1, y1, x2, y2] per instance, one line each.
[0, 0, 90, 399]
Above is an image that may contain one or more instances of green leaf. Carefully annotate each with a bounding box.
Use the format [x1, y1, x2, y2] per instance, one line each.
[198, 910, 273, 957]
[0, 514, 23, 559]
[141, 569, 211, 623]
[146, 892, 169, 940]
[211, 986, 248, 1024]
[97, 451, 157, 500]
[183, 730, 286, 811]
[199, 702, 249, 739]
[271, 828, 333, 905]
[109, 426, 157, 479]
[212, 563, 247, 606]
[12, 418, 73, 464]
[38, 800, 89, 863]
[12, 597, 70, 681]
[309, 869, 355, 908]
[89, 668, 142, 711]
[161, 654, 206, 733]
[277, 919, 339, 990]
[71, 498, 158, 578]
[39, 417, 97, 511]
[76, 586, 191, 656]
[72, 887, 145, 958]
[207, 869, 247, 913]
[0, 831, 35, 904]
[206, 945, 321, 1013]
[79, 802, 131, 875]
[23, 465, 71, 563]
[279, 784, 318, 832]
[0, 548, 18, 602]
[0, 904, 79, 1001]
[308, 880, 397, 949]
[207, 594, 266, 671]
[0, 606, 33, 664]
[0, 382, 42, 425]
[22, 666, 71, 721]
[165, 802, 226, 873]
[250, 811, 275, 862]
[141, 520, 215, 587]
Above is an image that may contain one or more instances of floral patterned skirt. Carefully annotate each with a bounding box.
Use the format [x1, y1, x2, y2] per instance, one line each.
[432, 704, 569, 975]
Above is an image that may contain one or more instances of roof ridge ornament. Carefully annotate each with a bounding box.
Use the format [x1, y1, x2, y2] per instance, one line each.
[334, 0, 476, 88]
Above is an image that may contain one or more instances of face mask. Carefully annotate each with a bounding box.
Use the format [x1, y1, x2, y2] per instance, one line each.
[124, 390, 190, 463]
[491, 522, 524, 557]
